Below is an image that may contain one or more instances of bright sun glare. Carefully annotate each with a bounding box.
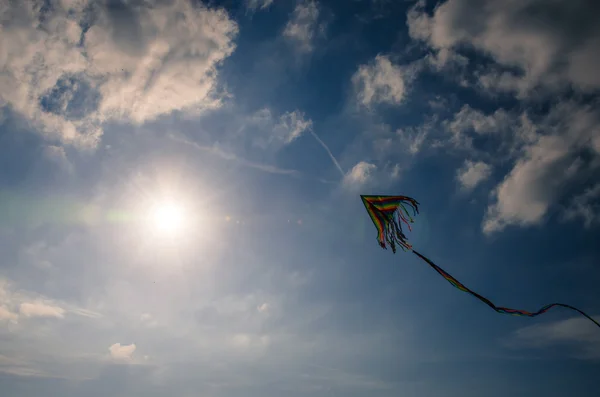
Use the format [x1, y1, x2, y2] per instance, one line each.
[150, 201, 185, 234]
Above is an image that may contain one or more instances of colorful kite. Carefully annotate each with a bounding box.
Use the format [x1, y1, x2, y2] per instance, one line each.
[361, 195, 600, 329]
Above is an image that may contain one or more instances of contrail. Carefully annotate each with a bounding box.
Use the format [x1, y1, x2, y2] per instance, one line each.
[309, 129, 345, 177]
[171, 134, 302, 176]
[171, 131, 345, 182]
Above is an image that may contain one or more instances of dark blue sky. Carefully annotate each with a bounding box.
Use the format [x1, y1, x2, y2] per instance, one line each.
[0, 1, 599, 396]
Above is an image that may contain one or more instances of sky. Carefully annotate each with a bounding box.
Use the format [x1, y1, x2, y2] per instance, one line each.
[1, 0, 599, 396]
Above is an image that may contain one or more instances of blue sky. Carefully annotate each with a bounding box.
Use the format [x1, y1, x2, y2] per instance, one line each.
[1, 0, 599, 396]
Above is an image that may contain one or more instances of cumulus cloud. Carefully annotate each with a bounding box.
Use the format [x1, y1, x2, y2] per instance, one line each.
[109, 343, 136, 360]
[343, 162, 376, 187]
[0, 0, 238, 146]
[86, 0, 238, 123]
[19, 302, 66, 319]
[406, 0, 600, 96]
[367, 92, 599, 234]
[353, 55, 406, 108]
[456, 160, 492, 191]
[483, 101, 600, 234]
[483, 139, 571, 233]
[283, 0, 323, 53]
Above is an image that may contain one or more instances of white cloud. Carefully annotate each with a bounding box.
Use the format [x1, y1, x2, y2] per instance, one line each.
[456, 160, 492, 191]
[563, 183, 600, 228]
[393, 97, 600, 235]
[109, 343, 137, 360]
[379, 98, 599, 234]
[0, 0, 238, 146]
[19, 302, 66, 319]
[257, 303, 270, 313]
[86, 0, 238, 123]
[343, 162, 376, 187]
[353, 55, 406, 108]
[283, 0, 322, 53]
[510, 316, 600, 359]
[483, 136, 575, 234]
[483, 101, 600, 234]
[406, 0, 600, 96]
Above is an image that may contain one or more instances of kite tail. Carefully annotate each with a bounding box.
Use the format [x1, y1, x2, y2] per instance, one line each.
[361, 194, 599, 330]
[411, 250, 600, 329]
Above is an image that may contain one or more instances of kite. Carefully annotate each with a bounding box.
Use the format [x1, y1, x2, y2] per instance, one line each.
[361, 195, 600, 329]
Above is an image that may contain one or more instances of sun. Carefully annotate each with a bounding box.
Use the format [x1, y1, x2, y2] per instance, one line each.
[150, 201, 185, 234]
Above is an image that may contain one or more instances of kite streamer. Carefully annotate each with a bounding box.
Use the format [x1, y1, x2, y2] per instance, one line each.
[360, 195, 600, 329]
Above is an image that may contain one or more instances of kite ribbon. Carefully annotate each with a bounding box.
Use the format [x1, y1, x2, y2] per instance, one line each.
[361, 195, 600, 329]
[412, 249, 600, 328]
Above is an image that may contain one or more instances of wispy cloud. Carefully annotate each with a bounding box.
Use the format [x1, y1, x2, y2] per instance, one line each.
[353, 55, 406, 108]
[246, 0, 275, 11]
[508, 316, 600, 359]
[0, 277, 101, 323]
[283, 0, 323, 53]
[563, 183, 600, 228]
[0, 306, 18, 322]
[444, 105, 514, 151]
[250, 108, 313, 151]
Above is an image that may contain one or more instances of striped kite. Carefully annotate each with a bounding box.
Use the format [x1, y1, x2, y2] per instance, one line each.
[361, 195, 600, 329]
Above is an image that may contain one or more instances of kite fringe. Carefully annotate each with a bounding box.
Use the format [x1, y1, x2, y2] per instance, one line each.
[384, 198, 419, 253]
